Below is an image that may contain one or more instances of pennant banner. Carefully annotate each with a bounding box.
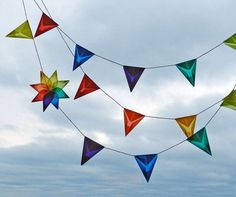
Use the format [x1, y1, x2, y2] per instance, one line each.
[31, 71, 69, 111]
[81, 137, 104, 165]
[135, 154, 158, 182]
[175, 115, 197, 138]
[187, 127, 212, 155]
[224, 34, 236, 50]
[6, 20, 33, 39]
[74, 74, 99, 99]
[35, 13, 58, 37]
[124, 108, 145, 136]
[73, 44, 94, 71]
[123, 66, 145, 92]
[176, 59, 197, 86]
[221, 90, 236, 110]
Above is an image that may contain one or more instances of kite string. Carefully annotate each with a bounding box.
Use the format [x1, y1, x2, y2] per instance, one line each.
[22, 0, 44, 72]
[28, 0, 235, 157]
[33, 0, 227, 120]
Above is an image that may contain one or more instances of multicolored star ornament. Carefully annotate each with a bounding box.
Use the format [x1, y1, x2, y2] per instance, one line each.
[30, 71, 69, 111]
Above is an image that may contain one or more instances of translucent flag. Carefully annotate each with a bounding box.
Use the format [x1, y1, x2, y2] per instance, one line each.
[135, 154, 158, 182]
[224, 34, 236, 50]
[34, 13, 58, 37]
[221, 90, 236, 110]
[175, 115, 197, 137]
[123, 66, 145, 92]
[187, 127, 212, 155]
[74, 74, 99, 99]
[31, 71, 69, 111]
[124, 108, 145, 136]
[176, 59, 197, 86]
[6, 20, 33, 39]
[73, 44, 94, 71]
[81, 137, 104, 165]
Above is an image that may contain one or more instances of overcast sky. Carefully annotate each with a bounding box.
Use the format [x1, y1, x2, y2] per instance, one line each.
[0, 0, 236, 196]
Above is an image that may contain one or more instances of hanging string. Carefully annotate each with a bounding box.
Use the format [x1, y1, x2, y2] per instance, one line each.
[32, 0, 229, 121]
[23, 0, 236, 158]
[22, 0, 44, 71]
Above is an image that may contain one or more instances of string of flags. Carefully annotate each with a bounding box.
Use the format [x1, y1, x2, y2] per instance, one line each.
[5, 0, 236, 182]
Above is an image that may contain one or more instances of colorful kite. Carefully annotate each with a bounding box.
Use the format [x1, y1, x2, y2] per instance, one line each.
[6, 20, 33, 39]
[31, 71, 69, 111]
[221, 90, 236, 110]
[176, 115, 197, 137]
[224, 34, 236, 50]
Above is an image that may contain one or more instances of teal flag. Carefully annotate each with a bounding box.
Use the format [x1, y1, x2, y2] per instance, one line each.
[176, 59, 196, 86]
[187, 127, 212, 155]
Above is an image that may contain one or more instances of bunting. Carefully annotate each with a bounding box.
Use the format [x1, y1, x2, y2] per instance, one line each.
[73, 44, 94, 71]
[123, 66, 145, 92]
[176, 59, 197, 86]
[31, 71, 69, 111]
[187, 127, 212, 156]
[175, 115, 197, 138]
[224, 34, 236, 50]
[74, 74, 99, 99]
[81, 137, 104, 165]
[135, 154, 158, 182]
[221, 90, 236, 110]
[6, 20, 33, 39]
[124, 108, 145, 136]
[34, 13, 58, 37]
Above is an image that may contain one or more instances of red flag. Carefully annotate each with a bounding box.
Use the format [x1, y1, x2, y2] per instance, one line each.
[124, 108, 144, 136]
[34, 13, 58, 37]
[74, 74, 99, 99]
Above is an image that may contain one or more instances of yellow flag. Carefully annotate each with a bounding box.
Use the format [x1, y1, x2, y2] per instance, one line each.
[175, 115, 197, 138]
[6, 20, 33, 39]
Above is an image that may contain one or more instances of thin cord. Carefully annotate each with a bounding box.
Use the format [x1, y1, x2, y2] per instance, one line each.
[204, 106, 221, 127]
[196, 42, 223, 59]
[157, 139, 187, 155]
[197, 99, 222, 115]
[22, 0, 44, 71]
[105, 147, 134, 157]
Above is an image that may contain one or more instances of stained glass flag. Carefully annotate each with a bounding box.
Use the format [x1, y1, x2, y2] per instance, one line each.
[123, 66, 145, 92]
[187, 127, 212, 156]
[34, 13, 58, 37]
[73, 44, 94, 71]
[81, 137, 104, 165]
[224, 34, 236, 50]
[74, 74, 99, 99]
[124, 108, 145, 136]
[135, 154, 158, 182]
[176, 59, 197, 86]
[175, 115, 197, 138]
[31, 71, 69, 111]
[6, 20, 33, 39]
[221, 90, 236, 110]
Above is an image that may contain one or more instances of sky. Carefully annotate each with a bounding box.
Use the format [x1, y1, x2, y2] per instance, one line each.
[0, 0, 236, 196]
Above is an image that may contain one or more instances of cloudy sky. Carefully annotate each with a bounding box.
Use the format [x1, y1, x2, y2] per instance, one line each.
[0, 0, 236, 196]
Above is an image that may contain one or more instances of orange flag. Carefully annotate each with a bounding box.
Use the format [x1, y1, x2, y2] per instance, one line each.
[175, 115, 197, 138]
[124, 108, 144, 136]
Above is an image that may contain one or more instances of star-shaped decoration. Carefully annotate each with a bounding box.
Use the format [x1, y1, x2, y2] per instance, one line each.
[31, 71, 69, 111]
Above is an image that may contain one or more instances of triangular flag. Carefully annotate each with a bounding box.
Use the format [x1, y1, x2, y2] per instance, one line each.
[124, 108, 145, 136]
[73, 44, 94, 71]
[81, 137, 104, 165]
[221, 90, 236, 110]
[176, 59, 197, 86]
[187, 127, 212, 155]
[224, 34, 236, 50]
[74, 74, 99, 99]
[34, 13, 58, 37]
[135, 154, 158, 182]
[6, 20, 33, 39]
[123, 66, 145, 92]
[175, 115, 197, 138]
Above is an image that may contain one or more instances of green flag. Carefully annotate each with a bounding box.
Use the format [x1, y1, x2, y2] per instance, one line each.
[187, 127, 212, 156]
[6, 20, 33, 39]
[176, 59, 196, 86]
[224, 34, 236, 50]
[221, 90, 236, 110]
